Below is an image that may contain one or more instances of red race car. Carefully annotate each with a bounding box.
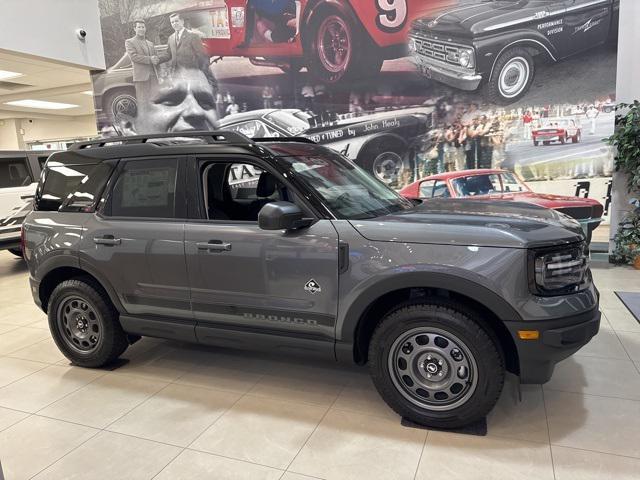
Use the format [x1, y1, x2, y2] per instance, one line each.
[400, 169, 603, 241]
[176, 0, 457, 83]
[531, 117, 582, 146]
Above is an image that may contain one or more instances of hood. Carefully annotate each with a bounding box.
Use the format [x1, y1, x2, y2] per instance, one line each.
[350, 199, 584, 249]
[412, 1, 561, 37]
[501, 192, 601, 209]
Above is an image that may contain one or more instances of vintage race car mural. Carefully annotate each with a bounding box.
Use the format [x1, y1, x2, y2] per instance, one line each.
[532, 116, 582, 146]
[171, 0, 457, 83]
[400, 168, 604, 241]
[218, 107, 431, 184]
[408, 0, 620, 104]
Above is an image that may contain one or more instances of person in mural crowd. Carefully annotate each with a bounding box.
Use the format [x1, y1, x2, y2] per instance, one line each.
[522, 110, 533, 140]
[134, 67, 219, 134]
[262, 86, 274, 109]
[124, 20, 160, 107]
[238, 0, 301, 47]
[586, 104, 600, 134]
[158, 12, 217, 89]
[301, 84, 316, 112]
[226, 97, 240, 116]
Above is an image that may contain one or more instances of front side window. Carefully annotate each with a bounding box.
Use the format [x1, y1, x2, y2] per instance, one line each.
[419, 180, 436, 198]
[277, 152, 413, 220]
[110, 158, 178, 218]
[500, 172, 528, 193]
[0, 157, 32, 188]
[432, 180, 450, 198]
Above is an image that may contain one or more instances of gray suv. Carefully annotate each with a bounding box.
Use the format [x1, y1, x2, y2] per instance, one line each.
[22, 131, 600, 429]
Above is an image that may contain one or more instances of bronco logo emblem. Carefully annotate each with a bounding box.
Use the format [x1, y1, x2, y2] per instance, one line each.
[304, 279, 322, 295]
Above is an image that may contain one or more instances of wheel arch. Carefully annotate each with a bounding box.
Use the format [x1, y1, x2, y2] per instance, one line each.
[338, 273, 521, 375]
[38, 263, 124, 315]
[488, 36, 557, 82]
[357, 133, 408, 162]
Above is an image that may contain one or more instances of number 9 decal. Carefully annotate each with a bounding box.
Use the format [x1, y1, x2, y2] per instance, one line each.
[376, 0, 408, 33]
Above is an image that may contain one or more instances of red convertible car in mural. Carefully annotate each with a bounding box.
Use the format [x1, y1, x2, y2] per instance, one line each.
[400, 169, 604, 241]
[178, 0, 456, 82]
[532, 117, 582, 146]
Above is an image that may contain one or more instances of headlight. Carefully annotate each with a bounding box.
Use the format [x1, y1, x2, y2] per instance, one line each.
[530, 244, 590, 295]
[459, 49, 475, 69]
[408, 37, 417, 54]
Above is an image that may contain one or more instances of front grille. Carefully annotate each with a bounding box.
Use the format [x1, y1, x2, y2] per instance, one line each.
[411, 34, 462, 66]
[556, 206, 594, 220]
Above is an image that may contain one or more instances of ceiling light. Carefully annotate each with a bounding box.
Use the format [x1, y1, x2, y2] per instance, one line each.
[4, 99, 78, 110]
[0, 70, 23, 81]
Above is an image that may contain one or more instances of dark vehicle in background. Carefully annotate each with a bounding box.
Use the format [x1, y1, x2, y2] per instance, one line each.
[0, 150, 54, 256]
[409, 0, 620, 104]
[218, 107, 431, 185]
[23, 131, 600, 429]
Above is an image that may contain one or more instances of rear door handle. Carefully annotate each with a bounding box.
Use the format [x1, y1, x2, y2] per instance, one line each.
[196, 240, 232, 252]
[94, 236, 121, 246]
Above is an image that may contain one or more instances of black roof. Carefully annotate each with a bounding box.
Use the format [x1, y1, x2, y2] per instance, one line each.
[46, 131, 318, 166]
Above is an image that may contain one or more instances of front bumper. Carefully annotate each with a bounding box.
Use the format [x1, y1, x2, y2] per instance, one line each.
[0, 226, 21, 250]
[410, 54, 482, 91]
[506, 307, 601, 384]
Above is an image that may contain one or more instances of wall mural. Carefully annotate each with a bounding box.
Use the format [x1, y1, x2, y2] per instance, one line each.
[92, 0, 620, 243]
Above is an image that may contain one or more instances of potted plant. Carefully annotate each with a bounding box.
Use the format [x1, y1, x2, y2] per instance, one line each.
[605, 102, 640, 268]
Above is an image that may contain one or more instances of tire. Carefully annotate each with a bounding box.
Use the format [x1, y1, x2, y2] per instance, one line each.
[484, 47, 535, 105]
[306, 10, 359, 83]
[103, 88, 137, 123]
[48, 278, 129, 368]
[369, 302, 505, 429]
[8, 248, 23, 258]
[560, 136, 566, 145]
[533, 140, 539, 147]
[572, 133, 580, 144]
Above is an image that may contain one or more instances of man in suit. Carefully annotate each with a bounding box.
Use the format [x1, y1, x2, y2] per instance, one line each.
[124, 20, 159, 107]
[159, 12, 217, 89]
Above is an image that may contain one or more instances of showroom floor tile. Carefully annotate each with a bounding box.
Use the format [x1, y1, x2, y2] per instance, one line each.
[1, 252, 640, 479]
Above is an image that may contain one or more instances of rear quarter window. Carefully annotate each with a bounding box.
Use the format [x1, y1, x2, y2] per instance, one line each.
[0, 157, 32, 188]
[36, 163, 113, 212]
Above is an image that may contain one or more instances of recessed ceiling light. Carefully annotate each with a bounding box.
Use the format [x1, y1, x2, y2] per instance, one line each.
[82, 90, 94, 96]
[4, 99, 78, 110]
[0, 70, 23, 81]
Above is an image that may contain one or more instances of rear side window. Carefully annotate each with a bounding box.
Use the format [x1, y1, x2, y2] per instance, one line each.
[109, 158, 178, 218]
[0, 157, 32, 188]
[36, 164, 97, 211]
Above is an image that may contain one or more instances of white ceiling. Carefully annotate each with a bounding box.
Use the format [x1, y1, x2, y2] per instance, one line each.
[0, 50, 95, 120]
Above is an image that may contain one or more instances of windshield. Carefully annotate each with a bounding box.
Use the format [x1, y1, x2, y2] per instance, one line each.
[277, 153, 413, 219]
[265, 111, 311, 135]
[451, 172, 528, 196]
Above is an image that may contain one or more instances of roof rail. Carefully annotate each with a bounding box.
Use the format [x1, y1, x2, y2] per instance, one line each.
[252, 137, 316, 144]
[70, 131, 252, 150]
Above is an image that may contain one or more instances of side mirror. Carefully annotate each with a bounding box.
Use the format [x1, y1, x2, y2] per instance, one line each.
[258, 201, 313, 231]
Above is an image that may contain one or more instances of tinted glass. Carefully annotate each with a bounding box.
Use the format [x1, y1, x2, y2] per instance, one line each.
[0, 157, 32, 188]
[61, 163, 114, 211]
[432, 181, 450, 198]
[110, 158, 178, 218]
[451, 174, 501, 197]
[36, 164, 95, 211]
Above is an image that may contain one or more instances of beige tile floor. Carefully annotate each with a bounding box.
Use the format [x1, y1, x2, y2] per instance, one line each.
[0, 252, 640, 480]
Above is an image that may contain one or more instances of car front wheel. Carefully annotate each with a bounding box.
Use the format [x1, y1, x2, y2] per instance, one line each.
[484, 48, 535, 105]
[369, 302, 505, 429]
[307, 12, 357, 83]
[48, 278, 129, 368]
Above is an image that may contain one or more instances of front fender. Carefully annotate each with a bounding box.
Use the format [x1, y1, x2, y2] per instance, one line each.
[337, 268, 523, 344]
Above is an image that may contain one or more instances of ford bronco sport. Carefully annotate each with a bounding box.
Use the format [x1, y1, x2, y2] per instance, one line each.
[22, 131, 600, 428]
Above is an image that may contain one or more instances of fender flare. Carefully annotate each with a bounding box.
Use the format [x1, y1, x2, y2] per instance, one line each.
[337, 270, 523, 344]
[487, 34, 558, 81]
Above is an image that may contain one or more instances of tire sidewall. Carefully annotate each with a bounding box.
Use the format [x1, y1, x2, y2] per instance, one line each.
[307, 11, 357, 83]
[48, 280, 123, 367]
[370, 305, 504, 427]
[486, 48, 535, 105]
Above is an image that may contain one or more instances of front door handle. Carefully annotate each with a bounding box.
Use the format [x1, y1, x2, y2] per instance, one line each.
[196, 240, 232, 252]
[94, 235, 121, 246]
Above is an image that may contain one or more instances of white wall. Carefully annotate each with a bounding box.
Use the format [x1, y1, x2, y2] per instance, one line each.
[0, 0, 105, 69]
[20, 115, 98, 143]
[0, 120, 23, 150]
[608, 0, 639, 252]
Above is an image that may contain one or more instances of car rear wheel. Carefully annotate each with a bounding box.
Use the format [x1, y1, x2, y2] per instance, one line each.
[484, 48, 535, 105]
[369, 302, 505, 429]
[572, 133, 581, 143]
[307, 11, 357, 83]
[560, 136, 566, 145]
[533, 140, 539, 146]
[48, 278, 129, 368]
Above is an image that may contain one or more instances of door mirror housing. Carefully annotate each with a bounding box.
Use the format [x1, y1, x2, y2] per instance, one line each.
[258, 202, 313, 231]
